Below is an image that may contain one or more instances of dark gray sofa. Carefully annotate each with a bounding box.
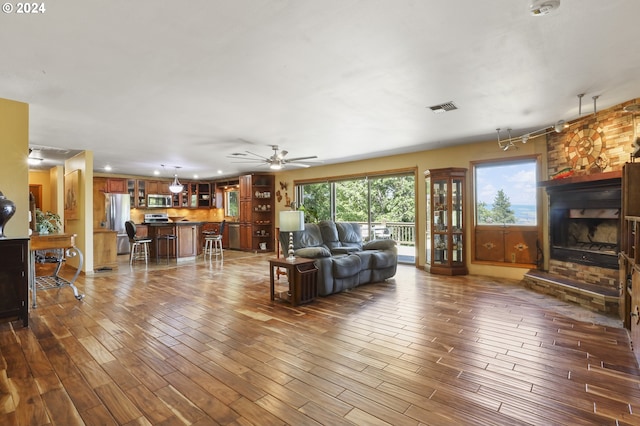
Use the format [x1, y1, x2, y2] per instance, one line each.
[280, 220, 398, 296]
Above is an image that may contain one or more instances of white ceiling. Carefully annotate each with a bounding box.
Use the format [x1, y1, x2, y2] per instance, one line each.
[3, 0, 640, 179]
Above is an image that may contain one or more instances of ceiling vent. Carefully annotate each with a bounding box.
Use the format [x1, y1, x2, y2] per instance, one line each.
[428, 102, 457, 114]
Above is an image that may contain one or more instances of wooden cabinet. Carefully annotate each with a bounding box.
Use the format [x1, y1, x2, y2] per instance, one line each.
[106, 178, 127, 194]
[251, 175, 274, 252]
[197, 183, 212, 208]
[238, 174, 275, 251]
[177, 224, 201, 257]
[0, 238, 29, 327]
[425, 167, 467, 275]
[147, 180, 170, 195]
[621, 162, 640, 367]
[172, 182, 198, 208]
[93, 230, 117, 270]
[130, 179, 147, 208]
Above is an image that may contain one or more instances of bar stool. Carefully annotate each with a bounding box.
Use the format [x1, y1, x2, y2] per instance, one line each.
[125, 220, 153, 264]
[156, 234, 177, 264]
[204, 220, 225, 260]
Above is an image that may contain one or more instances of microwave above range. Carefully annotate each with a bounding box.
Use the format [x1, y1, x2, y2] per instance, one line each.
[147, 194, 172, 208]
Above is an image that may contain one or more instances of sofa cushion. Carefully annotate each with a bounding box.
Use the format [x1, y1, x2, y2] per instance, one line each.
[336, 222, 363, 249]
[295, 246, 331, 258]
[364, 239, 397, 250]
[372, 251, 397, 269]
[332, 255, 361, 278]
[291, 223, 324, 249]
[318, 220, 341, 249]
[354, 250, 375, 269]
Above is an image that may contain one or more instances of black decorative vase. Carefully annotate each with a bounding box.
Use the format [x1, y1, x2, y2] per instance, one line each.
[0, 191, 16, 238]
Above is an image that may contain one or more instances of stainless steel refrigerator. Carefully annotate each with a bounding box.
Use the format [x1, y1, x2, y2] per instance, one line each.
[105, 193, 131, 254]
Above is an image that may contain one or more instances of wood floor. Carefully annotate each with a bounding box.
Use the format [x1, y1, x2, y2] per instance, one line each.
[2, 251, 640, 425]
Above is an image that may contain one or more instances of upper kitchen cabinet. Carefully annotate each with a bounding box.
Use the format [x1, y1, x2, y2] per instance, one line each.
[197, 183, 211, 208]
[128, 179, 147, 208]
[105, 178, 127, 194]
[147, 180, 170, 195]
[171, 182, 198, 208]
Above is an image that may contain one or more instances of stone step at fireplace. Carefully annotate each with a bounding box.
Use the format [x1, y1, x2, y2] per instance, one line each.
[522, 269, 620, 316]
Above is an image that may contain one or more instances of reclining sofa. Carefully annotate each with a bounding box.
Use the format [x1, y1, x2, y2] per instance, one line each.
[279, 220, 398, 296]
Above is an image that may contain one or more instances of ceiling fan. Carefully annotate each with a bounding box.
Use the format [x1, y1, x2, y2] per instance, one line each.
[229, 145, 320, 170]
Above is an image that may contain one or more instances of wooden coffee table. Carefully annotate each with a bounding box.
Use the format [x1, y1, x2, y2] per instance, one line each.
[269, 257, 318, 306]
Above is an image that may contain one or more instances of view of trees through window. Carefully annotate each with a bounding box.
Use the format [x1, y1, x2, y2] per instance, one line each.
[474, 160, 537, 225]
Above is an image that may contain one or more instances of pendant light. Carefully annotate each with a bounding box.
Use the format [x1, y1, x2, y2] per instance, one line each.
[169, 168, 183, 194]
[162, 165, 184, 194]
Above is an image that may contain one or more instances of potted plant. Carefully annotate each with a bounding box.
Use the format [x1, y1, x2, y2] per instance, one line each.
[35, 208, 62, 234]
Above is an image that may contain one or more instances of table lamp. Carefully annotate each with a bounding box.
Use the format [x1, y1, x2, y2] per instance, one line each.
[279, 210, 305, 262]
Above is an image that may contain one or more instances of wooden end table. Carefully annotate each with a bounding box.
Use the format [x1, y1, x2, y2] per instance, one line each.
[269, 257, 318, 306]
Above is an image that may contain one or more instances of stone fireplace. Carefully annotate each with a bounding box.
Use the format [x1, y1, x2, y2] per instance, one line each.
[523, 99, 639, 316]
[547, 179, 621, 272]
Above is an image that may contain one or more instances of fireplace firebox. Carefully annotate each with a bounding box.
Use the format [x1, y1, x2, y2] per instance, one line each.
[547, 182, 621, 269]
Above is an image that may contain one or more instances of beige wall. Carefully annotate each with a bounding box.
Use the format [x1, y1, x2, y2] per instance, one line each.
[65, 152, 94, 273]
[274, 136, 548, 281]
[0, 97, 29, 238]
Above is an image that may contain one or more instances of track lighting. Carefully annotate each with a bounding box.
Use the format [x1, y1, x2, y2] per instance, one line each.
[496, 121, 566, 151]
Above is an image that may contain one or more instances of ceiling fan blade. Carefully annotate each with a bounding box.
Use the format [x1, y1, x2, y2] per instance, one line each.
[244, 150, 270, 160]
[285, 155, 318, 162]
[286, 162, 311, 168]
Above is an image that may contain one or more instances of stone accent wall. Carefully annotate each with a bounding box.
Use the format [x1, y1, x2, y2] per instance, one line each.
[546, 98, 640, 177]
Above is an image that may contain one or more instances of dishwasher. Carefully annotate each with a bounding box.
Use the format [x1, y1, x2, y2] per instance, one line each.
[228, 223, 240, 249]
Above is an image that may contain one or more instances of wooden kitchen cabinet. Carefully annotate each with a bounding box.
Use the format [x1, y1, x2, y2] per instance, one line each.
[177, 224, 201, 257]
[106, 178, 127, 194]
[0, 238, 29, 327]
[93, 230, 118, 270]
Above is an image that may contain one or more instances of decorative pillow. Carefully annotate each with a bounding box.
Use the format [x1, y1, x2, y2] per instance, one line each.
[363, 239, 397, 250]
[295, 247, 331, 258]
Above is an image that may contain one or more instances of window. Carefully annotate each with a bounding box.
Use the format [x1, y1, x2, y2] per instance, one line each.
[475, 160, 538, 225]
[224, 189, 239, 217]
[472, 156, 541, 266]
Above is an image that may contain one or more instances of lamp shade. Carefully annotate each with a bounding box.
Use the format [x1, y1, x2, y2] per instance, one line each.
[279, 210, 304, 232]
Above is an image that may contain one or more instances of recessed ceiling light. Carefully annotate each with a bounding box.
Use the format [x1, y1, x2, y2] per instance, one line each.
[104, 165, 112, 171]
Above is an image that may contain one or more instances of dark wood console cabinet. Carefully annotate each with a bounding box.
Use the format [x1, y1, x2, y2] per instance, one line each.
[0, 238, 29, 327]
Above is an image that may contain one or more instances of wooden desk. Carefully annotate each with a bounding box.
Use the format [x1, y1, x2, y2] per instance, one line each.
[269, 257, 318, 306]
[30, 233, 84, 308]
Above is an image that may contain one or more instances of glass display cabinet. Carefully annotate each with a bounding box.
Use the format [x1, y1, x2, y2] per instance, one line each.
[425, 167, 468, 275]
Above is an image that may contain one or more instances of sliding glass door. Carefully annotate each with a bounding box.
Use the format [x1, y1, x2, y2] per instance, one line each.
[296, 172, 416, 263]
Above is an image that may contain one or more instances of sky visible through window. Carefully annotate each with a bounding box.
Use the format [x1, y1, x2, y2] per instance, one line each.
[475, 161, 537, 225]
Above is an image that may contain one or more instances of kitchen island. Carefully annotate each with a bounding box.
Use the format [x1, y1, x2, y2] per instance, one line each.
[146, 222, 204, 261]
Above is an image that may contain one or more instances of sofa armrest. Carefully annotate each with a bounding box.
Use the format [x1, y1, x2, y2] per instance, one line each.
[363, 239, 397, 250]
[330, 247, 361, 255]
[294, 247, 332, 258]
